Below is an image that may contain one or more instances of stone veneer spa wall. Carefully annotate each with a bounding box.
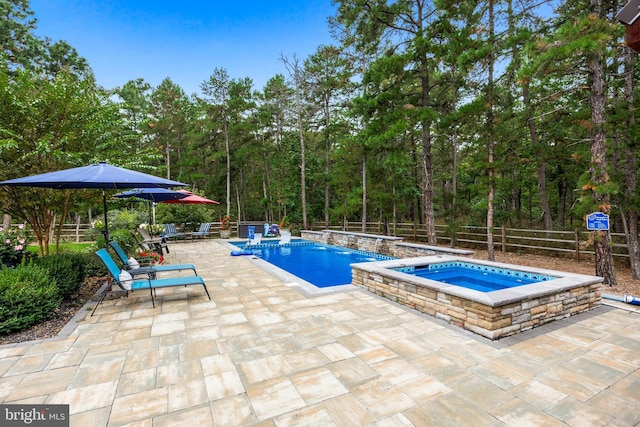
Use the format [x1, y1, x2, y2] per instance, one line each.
[351, 256, 603, 340]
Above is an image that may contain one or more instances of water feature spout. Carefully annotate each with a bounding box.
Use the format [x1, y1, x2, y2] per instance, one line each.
[374, 238, 383, 254]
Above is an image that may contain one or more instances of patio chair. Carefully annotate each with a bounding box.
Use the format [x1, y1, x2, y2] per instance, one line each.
[136, 228, 169, 254]
[93, 248, 210, 315]
[164, 223, 186, 241]
[191, 223, 211, 240]
[109, 241, 198, 276]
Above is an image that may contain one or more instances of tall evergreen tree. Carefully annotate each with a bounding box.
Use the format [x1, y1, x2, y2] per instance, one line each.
[304, 44, 352, 226]
[0, 0, 43, 70]
[149, 78, 192, 181]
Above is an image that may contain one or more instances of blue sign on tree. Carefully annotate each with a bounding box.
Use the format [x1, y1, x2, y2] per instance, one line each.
[586, 212, 610, 230]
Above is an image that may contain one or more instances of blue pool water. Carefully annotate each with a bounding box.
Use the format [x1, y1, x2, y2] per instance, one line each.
[398, 261, 557, 292]
[232, 241, 393, 287]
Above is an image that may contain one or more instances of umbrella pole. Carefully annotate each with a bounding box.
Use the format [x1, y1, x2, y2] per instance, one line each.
[102, 190, 110, 244]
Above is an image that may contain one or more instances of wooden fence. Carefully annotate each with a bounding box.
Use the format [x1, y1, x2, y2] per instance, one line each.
[309, 221, 631, 263]
[10, 220, 632, 264]
[12, 221, 230, 243]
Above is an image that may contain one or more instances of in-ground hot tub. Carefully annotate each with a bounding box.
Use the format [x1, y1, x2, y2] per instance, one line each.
[351, 256, 603, 340]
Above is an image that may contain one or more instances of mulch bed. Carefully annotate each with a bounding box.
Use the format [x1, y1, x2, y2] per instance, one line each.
[0, 276, 106, 345]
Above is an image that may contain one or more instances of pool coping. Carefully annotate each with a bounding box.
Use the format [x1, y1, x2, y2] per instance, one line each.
[351, 255, 604, 307]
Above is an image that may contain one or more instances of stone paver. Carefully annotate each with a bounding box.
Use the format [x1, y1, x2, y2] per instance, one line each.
[1, 240, 639, 426]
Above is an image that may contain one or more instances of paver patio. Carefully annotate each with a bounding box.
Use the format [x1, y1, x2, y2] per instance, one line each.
[1, 240, 639, 426]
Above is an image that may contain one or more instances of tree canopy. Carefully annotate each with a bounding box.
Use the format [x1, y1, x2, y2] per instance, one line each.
[0, 0, 637, 283]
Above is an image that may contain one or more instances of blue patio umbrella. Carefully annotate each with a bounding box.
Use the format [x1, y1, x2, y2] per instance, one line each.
[113, 188, 190, 224]
[0, 162, 187, 241]
[113, 188, 190, 203]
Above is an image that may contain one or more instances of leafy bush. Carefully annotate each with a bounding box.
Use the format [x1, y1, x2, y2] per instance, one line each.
[87, 219, 106, 243]
[32, 254, 83, 300]
[107, 209, 147, 231]
[109, 230, 139, 255]
[94, 228, 138, 252]
[0, 264, 61, 333]
[89, 209, 147, 244]
[156, 204, 214, 231]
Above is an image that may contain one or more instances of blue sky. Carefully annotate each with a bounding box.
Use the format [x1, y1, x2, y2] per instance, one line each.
[30, 1, 337, 96]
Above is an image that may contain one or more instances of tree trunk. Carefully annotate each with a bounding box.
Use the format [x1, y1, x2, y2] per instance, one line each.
[262, 173, 269, 222]
[165, 142, 171, 180]
[224, 117, 231, 217]
[324, 93, 331, 227]
[361, 153, 367, 233]
[587, 0, 615, 285]
[451, 69, 459, 222]
[420, 64, 436, 245]
[298, 117, 307, 230]
[291, 63, 308, 230]
[523, 83, 553, 230]
[486, 0, 495, 261]
[622, 44, 640, 279]
[557, 175, 566, 229]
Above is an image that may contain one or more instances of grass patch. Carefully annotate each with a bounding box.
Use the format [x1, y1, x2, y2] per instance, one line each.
[27, 242, 95, 254]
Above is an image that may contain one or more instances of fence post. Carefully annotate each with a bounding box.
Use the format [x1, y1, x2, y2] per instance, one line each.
[575, 228, 580, 261]
[75, 215, 81, 243]
[501, 227, 506, 252]
[50, 214, 56, 243]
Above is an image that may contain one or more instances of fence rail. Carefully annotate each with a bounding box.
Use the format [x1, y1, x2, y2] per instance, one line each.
[45, 222, 230, 243]
[309, 221, 632, 263]
[8, 220, 633, 264]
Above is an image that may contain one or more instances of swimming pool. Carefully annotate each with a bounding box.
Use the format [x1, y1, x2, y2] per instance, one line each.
[231, 240, 394, 288]
[396, 261, 557, 292]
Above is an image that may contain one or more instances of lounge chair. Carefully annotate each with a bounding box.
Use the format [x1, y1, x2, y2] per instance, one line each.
[191, 223, 211, 240]
[250, 232, 262, 245]
[109, 241, 197, 276]
[164, 223, 186, 241]
[93, 248, 210, 314]
[135, 228, 169, 254]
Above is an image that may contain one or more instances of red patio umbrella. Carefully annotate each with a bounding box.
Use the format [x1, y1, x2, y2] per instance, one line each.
[162, 190, 219, 205]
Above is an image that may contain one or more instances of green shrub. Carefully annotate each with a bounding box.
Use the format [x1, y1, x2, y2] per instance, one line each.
[32, 254, 83, 300]
[74, 250, 106, 278]
[95, 229, 139, 253]
[109, 231, 138, 255]
[0, 264, 61, 334]
[156, 204, 213, 231]
[108, 209, 147, 231]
